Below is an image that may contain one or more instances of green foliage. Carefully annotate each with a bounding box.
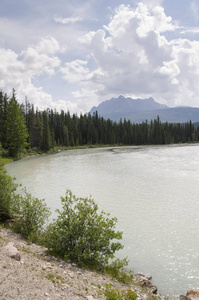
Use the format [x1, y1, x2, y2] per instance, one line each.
[105, 258, 133, 284]
[12, 189, 51, 242]
[5, 92, 29, 157]
[104, 284, 137, 300]
[44, 190, 124, 268]
[46, 272, 65, 284]
[1, 89, 199, 156]
[0, 161, 18, 222]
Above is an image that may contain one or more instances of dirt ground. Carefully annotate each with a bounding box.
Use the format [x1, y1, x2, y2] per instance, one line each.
[0, 228, 164, 300]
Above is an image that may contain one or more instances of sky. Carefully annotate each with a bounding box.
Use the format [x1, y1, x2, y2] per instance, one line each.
[1, 0, 199, 114]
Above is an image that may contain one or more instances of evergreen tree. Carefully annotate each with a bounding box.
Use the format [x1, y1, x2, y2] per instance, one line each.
[5, 91, 29, 157]
[1, 89, 199, 154]
[0, 91, 9, 149]
[42, 111, 51, 151]
[31, 108, 43, 149]
[63, 125, 70, 146]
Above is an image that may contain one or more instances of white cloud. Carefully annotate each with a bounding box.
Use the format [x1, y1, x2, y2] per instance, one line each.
[66, 4, 175, 99]
[136, 0, 163, 8]
[0, 37, 62, 109]
[2, 1, 199, 113]
[191, 1, 199, 23]
[61, 60, 92, 83]
[22, 47, 60, 76]
[158, 60, 180, 84]
[60, 2, 199, 109]
[35, 37, 61, 55]
[54, 16, 83, 24]
[181, 27, 199, 35]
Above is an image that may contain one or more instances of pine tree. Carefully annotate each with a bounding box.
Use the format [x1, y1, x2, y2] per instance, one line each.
[42, 111, 51, 151]
[5, 91, 29, 157]
[0, 91, 9, 148]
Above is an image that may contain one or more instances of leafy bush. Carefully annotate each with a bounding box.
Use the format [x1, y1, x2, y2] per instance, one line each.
[44, 190, 124, 268]
[104, 284, 137, 300]
[12, 189, 51, 242]
[106, 258, 133, 283]
[0, 161, 18, 222]
[0, 143, 2, 156]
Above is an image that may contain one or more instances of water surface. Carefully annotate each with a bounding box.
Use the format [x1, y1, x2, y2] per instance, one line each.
[6, 144, 199, 298]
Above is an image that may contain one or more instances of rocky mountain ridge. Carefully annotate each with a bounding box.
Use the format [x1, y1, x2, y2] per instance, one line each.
[89, 96, 199, 123]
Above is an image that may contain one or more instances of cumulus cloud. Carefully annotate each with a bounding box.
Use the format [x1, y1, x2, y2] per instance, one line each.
[61, 2, 199, 109]
[61, 60, 93, 83]
[2, 1, 199, 113]
[0, 37, 62, 109]
[35, 37, 61, 55]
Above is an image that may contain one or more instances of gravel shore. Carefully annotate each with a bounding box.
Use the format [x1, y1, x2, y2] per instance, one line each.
[0, 228, 164, 300]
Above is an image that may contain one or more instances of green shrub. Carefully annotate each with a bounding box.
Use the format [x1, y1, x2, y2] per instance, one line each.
[0, 143, 3, 156]
[105, 258, 133, 283]
[104, 284, 137, 300]
[12, 190, 51, 242]
[0, 161, 18, 222]
[44, 190, 124, 268]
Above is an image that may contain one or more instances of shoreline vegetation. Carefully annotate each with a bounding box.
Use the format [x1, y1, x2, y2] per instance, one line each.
[1, 89, 199, 160]
[2, 141, 199, 164]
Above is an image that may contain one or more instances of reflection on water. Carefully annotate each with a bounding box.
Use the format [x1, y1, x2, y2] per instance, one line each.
[6, 145, 199, 298]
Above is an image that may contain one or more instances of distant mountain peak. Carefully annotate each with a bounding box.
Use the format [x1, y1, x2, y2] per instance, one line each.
[89, 95, 199, 123]
[89, 95, 168, 118]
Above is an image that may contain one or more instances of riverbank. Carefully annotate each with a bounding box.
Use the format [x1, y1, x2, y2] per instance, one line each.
[0, 227, 164, 300]
[1, 142, 199, 164]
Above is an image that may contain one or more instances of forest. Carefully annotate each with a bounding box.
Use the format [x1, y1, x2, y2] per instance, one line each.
[0, 89, 199, 158]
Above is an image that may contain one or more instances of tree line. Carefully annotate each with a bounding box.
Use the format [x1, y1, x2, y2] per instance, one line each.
[0, 89, 199, 157]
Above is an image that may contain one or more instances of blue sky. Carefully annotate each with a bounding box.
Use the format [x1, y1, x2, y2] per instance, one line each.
[1, 0, 199, 113]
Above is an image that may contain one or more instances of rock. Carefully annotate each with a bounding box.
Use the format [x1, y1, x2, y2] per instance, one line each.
[136, 272, 152, 280]
[136, 276, 157, 294]
[4, 242, 21, 261]
[186, 290, 199, 299]
[86, 296, 95, 300]
[138, 295, 149, 300]
[180, 290, 199, 300]
[77, 271, 82, 275]
[150, 285, 158, 294]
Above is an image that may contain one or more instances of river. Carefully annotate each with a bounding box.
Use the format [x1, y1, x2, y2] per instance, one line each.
[6, 144, 199, 298]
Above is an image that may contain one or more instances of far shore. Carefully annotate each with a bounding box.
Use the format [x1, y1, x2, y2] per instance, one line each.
[1, 142, 199, 164]
[111, 142, 199, 152]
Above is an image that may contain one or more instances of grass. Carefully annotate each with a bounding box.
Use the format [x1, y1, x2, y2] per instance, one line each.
[46, 272, 65, 285]
[0, 157, 14, 165]
[103, 284, 137, 300]
[1, 144, 123, 163]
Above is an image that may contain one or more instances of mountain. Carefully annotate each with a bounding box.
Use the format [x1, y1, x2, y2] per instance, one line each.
[90, 95, 167, 118]
[89, 96, 199, 123]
